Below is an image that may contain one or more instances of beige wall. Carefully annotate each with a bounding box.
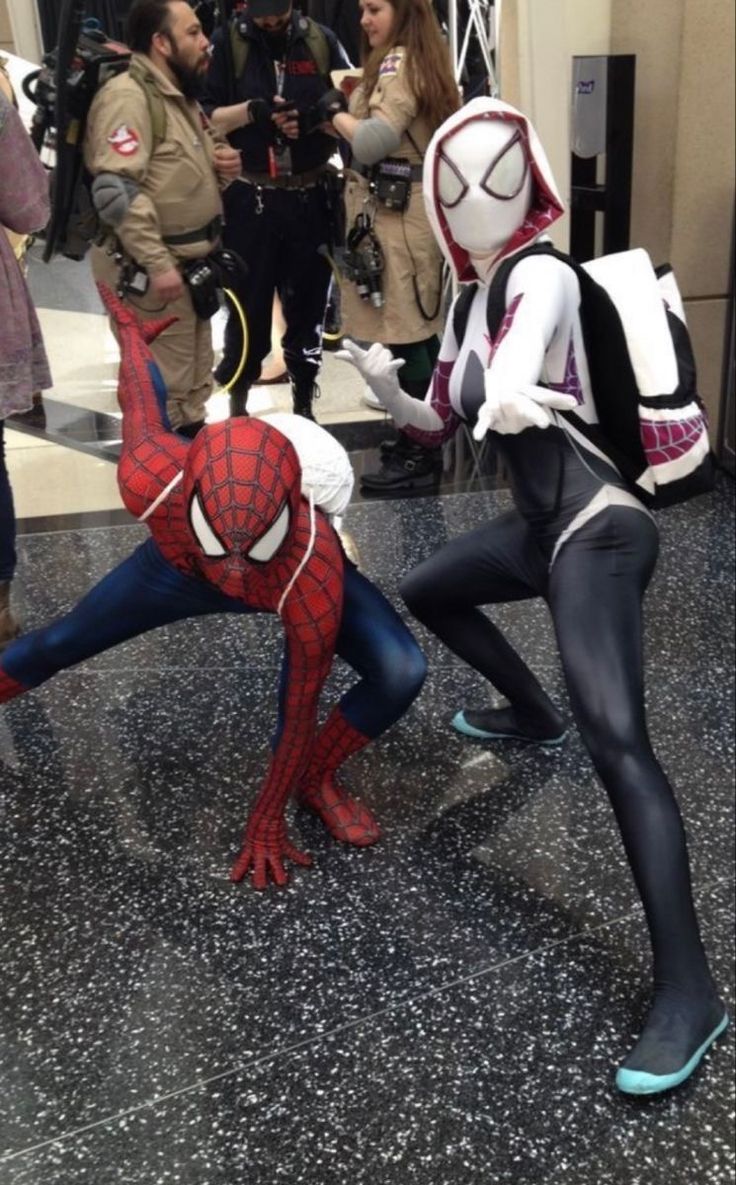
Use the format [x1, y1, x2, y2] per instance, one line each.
[502, 0, 613, 251]
[4, 0, 42, 62]
[501, 0, 734, 430]
[612, 0, 734, 427]
[0, 0, 13, 53]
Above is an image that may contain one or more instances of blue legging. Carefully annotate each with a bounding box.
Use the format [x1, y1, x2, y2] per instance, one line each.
[3, 538, 426, 739]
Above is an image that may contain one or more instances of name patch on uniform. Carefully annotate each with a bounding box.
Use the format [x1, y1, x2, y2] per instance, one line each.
[107, 125, 140, 156]
[288, 60, 318, 76]
[379, 52, 403, 77]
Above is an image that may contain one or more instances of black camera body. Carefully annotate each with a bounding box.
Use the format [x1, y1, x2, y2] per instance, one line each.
[372, 158, 412, 212]
[182, 249, 249, 320]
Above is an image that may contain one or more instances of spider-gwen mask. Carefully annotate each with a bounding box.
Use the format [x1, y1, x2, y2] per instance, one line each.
[423, 97, 565, 285]
[183, 418, 302, 574]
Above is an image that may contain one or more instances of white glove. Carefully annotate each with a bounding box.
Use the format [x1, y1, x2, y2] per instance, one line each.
[335, 339, 405, 416]
[473, 382, 579, 440]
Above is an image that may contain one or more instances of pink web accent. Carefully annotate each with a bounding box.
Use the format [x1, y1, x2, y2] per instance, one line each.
[402, 358, 460, 449]
[488, 293, 523, 364]
[548, 338, 584, 405]
[640, 413, 706, 466]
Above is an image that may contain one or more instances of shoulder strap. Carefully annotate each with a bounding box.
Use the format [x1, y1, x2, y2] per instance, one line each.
[486, 242, 558, 336]
[229, 19, 330, 80]
[486, 241, 647, 485]
[303, 18, 331, 78]
[230, 22, 249, 80]
[451, 282, 477, 348]
[127, 62, 167, 147]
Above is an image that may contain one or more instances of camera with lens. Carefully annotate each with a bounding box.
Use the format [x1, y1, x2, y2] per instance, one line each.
[342, 215, 384, 308]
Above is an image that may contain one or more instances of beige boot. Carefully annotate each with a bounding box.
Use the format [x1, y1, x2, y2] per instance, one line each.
[0, 581, 21, 650]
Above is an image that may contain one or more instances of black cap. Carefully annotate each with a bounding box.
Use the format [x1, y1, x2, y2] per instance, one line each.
[247, 0, 291, 18]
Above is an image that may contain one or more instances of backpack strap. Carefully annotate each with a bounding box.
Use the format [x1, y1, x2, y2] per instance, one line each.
[127, 62, 167, 147]
[451, 282, 477, 347]
[303, 17, 331, 77]
[230, 22, 248, 80]
[484, 241, 648, 487]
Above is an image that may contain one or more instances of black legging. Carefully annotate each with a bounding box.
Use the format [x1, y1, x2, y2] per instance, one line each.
[400, 504, 713, 999]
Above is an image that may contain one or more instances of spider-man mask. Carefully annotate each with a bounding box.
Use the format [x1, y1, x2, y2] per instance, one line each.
[182, 419, 302, 580]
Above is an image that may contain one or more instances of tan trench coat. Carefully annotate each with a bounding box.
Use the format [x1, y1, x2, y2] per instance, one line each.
[342, 47, 444, 345]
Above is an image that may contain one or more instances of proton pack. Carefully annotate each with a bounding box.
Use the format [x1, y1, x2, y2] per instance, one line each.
[25, 0, 136, 262]
[452, 243, 716, 509]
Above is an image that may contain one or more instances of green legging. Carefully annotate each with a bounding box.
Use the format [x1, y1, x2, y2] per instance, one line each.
[387, 335, 441, 396]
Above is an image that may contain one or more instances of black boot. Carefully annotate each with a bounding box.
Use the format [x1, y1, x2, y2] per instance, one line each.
[176, 419, 205, 440]
[360, 435, 441, 497]
[292, 381, 318, 421]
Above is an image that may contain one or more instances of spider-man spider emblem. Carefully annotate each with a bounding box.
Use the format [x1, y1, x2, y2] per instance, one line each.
[0, 286, 426, 889]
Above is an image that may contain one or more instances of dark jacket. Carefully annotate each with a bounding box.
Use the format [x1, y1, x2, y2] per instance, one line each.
[203, 10, 349, 175]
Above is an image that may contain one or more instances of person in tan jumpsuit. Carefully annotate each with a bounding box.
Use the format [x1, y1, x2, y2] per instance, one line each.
[84, 0, 241, 435]
[324, 0, 459, 493]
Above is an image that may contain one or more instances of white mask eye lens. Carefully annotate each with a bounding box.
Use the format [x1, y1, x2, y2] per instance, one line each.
[437, 153, 467, 209]
[190, 492, 227, 557]
[248, 502, 290, 563]
[481, 134, 528, 200]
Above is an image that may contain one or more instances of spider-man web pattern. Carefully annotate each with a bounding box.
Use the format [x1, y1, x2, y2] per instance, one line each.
[0, 285, 427, 889]
[640, 411, 708, 468]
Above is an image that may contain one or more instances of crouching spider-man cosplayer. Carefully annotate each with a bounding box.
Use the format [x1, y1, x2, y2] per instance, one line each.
[337, 98, 728, 1095]
[0, 285, 426, 890]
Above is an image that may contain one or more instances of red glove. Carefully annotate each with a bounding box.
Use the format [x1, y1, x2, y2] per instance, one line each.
[230, 815, 312, 890]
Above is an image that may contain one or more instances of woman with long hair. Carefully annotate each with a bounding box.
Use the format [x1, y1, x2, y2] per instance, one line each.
[322, 0, 459, 495]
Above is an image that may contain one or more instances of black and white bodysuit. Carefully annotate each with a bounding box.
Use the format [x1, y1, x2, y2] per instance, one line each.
[339, 97, 726, 1090]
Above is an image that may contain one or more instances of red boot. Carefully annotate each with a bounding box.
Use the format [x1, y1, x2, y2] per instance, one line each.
[297, 773, 382, 847]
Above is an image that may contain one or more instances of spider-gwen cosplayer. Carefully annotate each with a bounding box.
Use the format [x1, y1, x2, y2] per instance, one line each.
[337, 98, 728, 1095]
[0, 285, 426, 890]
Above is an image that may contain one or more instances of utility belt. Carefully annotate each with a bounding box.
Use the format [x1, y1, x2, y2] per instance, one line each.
[240, 166, 330, 191]
[161, 215, 223, 246]
[116, 244, 247, 321]
[350, 157, 423, 212]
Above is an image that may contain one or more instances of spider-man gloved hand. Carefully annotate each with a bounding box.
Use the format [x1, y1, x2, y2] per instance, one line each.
[230, 813, 313, 890]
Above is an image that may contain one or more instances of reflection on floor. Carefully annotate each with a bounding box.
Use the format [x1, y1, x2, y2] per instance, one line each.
[0, 251, 733, 1184]
[8, 247, 495, 524]
[1, 480, 734, 1183]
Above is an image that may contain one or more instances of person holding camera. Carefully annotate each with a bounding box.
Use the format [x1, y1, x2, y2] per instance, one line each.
[203, 0, 350, 420]
[325, 0, 458, 494]
[84, 0, 241, 438]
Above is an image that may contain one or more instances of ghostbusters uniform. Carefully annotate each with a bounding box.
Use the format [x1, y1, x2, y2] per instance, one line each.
[342, 47, 444, 345]
[84, 54, 226, 430]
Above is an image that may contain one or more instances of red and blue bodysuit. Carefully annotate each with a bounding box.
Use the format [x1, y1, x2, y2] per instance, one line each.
[0, 286, 426, 888]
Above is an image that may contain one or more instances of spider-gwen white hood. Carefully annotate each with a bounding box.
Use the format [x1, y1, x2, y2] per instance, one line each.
[423, 97, 565, 286]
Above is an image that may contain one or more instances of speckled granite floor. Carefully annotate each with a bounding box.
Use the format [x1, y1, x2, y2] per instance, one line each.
[0, 475, 733, 1185]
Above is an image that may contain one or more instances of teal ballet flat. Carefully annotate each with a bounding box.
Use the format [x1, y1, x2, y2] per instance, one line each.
[616, 1012, 730, 1096]
[451, 709, 568, 747]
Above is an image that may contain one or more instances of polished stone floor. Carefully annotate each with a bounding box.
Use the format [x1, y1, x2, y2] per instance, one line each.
[0, 473, 734, 1185]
